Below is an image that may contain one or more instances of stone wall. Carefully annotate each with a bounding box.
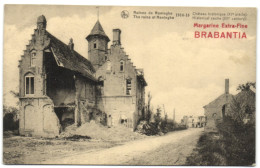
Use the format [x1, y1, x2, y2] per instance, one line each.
[19, 97, 60, 137]
[74, 75, 97, 126]
[88, 36, 108, 66]
[95, 43, 144, 129]
[204, 94, 234, 131]
[18, 24, 61, 137]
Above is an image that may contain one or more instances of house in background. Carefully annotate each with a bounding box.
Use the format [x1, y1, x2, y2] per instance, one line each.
[203, 79, 256, 132]
[198, 116, 206, 127]
[181, 115, 206, 128]
[203, 79, 234, 132]
[18, 15, 147, 137]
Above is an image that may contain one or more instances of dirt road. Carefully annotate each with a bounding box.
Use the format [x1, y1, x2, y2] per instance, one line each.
[43, 128, 203, 165]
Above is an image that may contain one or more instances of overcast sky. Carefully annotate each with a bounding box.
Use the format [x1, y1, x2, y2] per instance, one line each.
[4, 5, 256, 122]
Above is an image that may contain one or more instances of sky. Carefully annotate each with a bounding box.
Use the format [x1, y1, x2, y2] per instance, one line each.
[3, 5, 256, 122]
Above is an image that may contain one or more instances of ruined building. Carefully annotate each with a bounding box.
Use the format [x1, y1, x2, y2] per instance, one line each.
[18, 15, 147, 137]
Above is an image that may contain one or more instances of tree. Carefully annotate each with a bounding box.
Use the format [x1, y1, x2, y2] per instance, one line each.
[146, 92, 152, 123]
[237, 82, 255, 91]
[10, 90, 20, 106]
[230, 82, 256, 124]
[154, 106, 162, 126]
[10, 90, 19, 98]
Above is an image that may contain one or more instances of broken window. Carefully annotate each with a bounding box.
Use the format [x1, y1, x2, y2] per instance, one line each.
[120, 60, 124, 71]
[126, 79, 131, 95]
[25, 75, 34, 95]
[31, 51, 36, 66]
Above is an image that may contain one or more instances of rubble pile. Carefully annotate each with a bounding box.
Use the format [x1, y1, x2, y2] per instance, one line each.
[60, 121, 145, 142]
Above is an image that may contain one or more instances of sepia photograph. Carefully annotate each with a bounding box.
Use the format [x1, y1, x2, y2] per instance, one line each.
[2, 5, 256, 165]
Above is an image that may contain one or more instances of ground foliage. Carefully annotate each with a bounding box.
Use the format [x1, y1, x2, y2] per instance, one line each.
[3, 105, 19, 131]
[136, 106, 186, 136]
[186, 116, 255, 166]
[186, 84, 255, 166]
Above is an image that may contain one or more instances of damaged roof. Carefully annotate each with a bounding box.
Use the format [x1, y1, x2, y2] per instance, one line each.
[46, 31, 97, 81]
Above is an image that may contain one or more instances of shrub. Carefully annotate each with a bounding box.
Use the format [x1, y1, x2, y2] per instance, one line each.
[3, 106, 19, 131]
[216, 116, 255, 166]
[186, 117, 255, 166]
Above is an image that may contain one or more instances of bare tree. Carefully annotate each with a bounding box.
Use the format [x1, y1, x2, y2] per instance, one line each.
[230, 98, 246, 123]
[230, 82, 256, 123]
[237, 82, 255, 91]
[162, 104, 167, 123]
[10, 90, 20, 106]
[146, 92, 152, 123]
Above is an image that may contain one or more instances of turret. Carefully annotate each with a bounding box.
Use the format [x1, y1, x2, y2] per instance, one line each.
[86, 20, 110, 67]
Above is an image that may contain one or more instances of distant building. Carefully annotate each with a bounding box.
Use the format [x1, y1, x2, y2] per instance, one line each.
[203, 79, 234, 132]
[18, 15, 147, 137]
[203, 79, 256, 132]
[181, 115, 206, 128]
[198, 116, 206, 127]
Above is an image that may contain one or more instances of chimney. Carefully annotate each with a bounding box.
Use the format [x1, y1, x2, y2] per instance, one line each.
[225, 79, 229, 94]
[68, 38, 74, 50]
[113, 29, 121, 45]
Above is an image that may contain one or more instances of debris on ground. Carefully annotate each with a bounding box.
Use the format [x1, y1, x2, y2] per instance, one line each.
[63, 135, 91, 141]
[3, 134, 120, 164]
[60, 121, 146, 142]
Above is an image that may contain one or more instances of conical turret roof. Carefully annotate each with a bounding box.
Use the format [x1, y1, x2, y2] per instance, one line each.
[86, 20, 110, 42]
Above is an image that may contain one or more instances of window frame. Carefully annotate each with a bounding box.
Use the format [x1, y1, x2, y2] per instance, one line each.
[126, 78, 131, 95]
[25, 74, 35, 96]
[120, 60, 124, 72]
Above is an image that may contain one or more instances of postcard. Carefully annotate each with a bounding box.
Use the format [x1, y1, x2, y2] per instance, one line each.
[3, 5, 256, 165]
